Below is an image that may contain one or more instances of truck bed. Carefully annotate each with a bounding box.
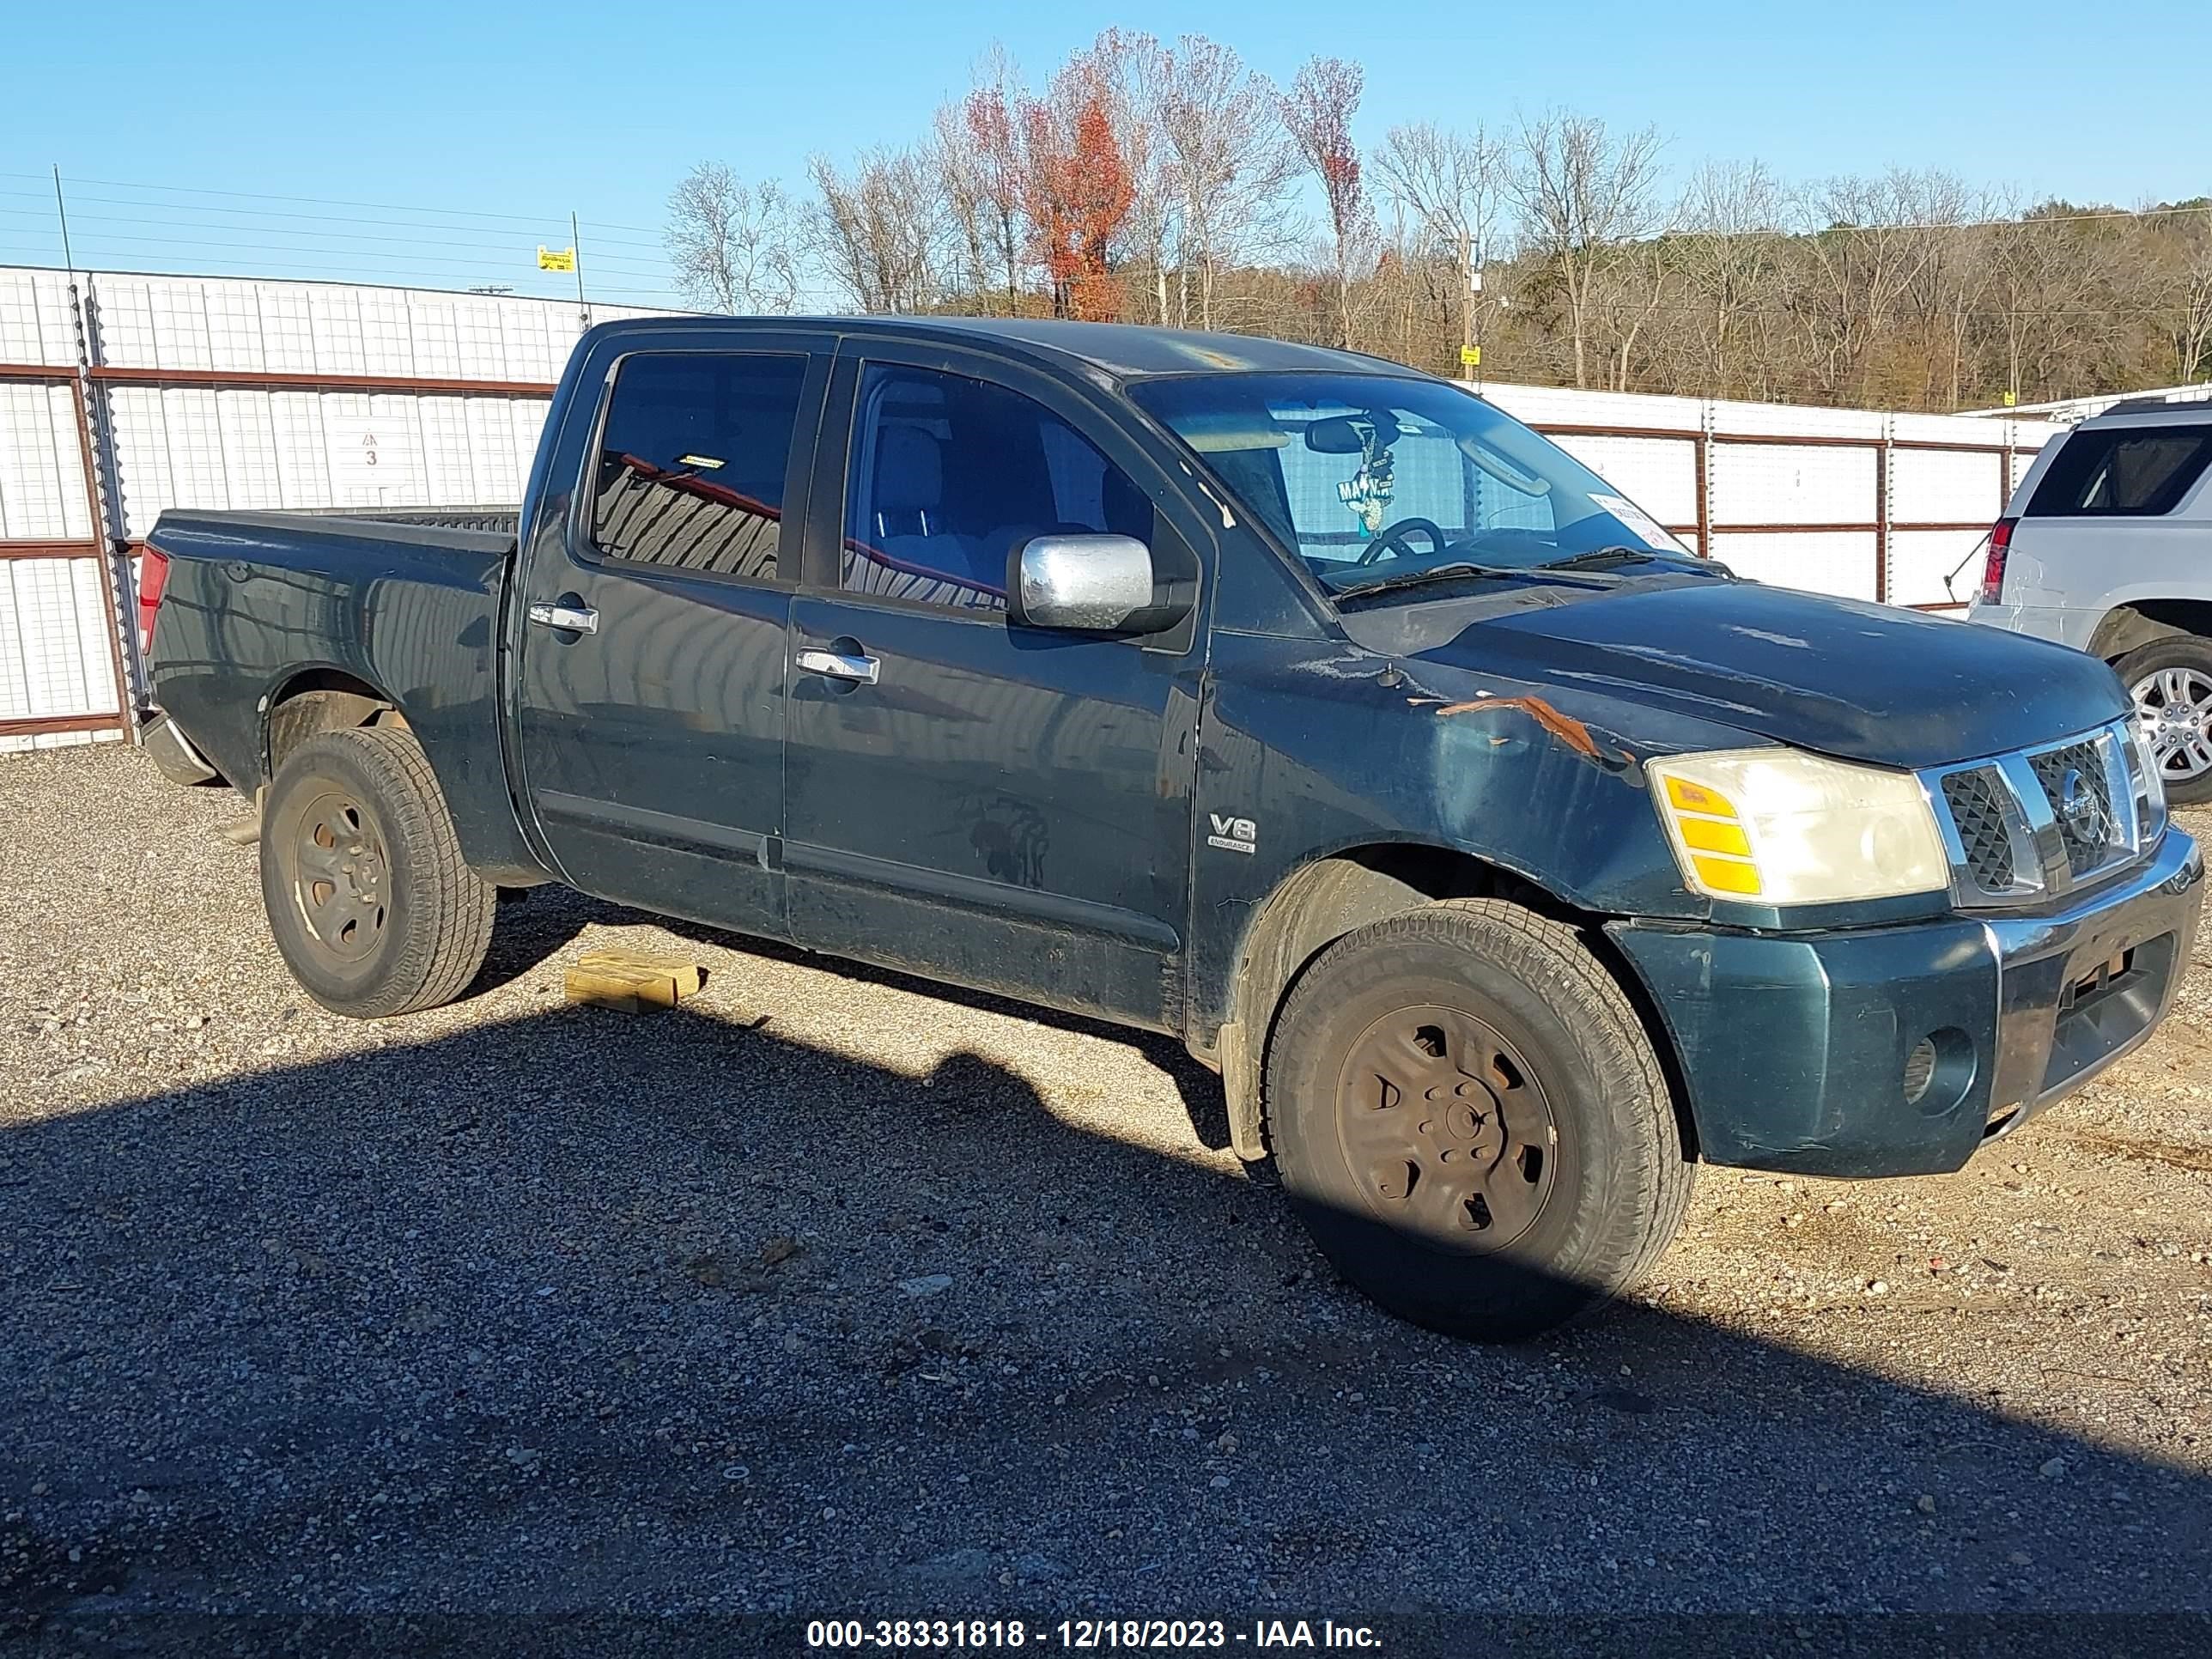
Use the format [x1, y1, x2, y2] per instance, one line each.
[144, 507, 525, 871]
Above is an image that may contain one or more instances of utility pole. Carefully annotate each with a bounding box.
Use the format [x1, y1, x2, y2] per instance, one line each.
[571, 210, 589, 328]
[52, 165, 74, 270]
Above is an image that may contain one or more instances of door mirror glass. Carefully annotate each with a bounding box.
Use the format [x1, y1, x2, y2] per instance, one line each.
[1012, 535, 1164, 632]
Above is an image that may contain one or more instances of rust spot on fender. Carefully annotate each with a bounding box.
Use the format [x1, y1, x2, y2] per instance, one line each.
[1428, 694, 1603, 761]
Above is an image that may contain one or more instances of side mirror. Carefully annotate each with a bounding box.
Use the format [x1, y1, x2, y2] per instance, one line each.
[1010, 534, 1181, 634]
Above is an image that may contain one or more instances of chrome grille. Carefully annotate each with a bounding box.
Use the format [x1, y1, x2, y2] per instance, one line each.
[1923, 720, 2158, 908]
[1940, 768, 2016, 891]
[2027, 739, 2116, 877]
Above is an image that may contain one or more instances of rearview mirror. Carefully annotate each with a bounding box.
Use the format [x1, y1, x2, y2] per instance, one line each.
[1305, 412, 1401, 453]
[1011, 534, 1177, 634]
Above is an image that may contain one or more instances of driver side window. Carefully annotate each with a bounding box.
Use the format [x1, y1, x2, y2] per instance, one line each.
[840, 363, 1152, 612]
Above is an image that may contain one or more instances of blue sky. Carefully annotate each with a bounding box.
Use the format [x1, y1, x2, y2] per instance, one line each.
[2, 0, 2206, 303]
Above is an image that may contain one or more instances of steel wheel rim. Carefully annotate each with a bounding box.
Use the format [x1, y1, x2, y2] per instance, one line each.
[286, 787, 390, 964]
[1333, 1003, 1560, 1254]
[2132, 666, 2212, 782]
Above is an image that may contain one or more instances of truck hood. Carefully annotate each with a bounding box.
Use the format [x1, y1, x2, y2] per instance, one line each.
[1418, 578, 2128, 769]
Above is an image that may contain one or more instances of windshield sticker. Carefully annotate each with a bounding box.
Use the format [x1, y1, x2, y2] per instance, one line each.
[1590, 492, 1686, 553]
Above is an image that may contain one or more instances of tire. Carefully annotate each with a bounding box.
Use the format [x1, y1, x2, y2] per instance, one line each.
[258, 725, 495, 1018]
[1264, 899, 1690, 1340]
[2116, 636, 2212, 806]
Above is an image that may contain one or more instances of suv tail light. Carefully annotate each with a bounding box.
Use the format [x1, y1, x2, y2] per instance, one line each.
[1977, 517, 2014, 607]
[137, 544, 169, 657]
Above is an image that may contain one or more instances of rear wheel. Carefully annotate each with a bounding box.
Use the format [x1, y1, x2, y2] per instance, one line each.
[2118, 636, 2212, 806]
[259, 726, 495, 1018]
[1265, 899, 1690, 1340]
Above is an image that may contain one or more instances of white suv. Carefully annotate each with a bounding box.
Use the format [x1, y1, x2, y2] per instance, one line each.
[1971, 399, 2212, 802]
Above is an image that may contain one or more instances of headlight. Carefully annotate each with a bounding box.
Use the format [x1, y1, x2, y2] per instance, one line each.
[1646, 748, 1949, 905]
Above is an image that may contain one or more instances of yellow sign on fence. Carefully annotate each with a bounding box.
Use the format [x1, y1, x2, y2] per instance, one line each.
[1459, 344, 1482, 368]
[538, 246, 577, 273]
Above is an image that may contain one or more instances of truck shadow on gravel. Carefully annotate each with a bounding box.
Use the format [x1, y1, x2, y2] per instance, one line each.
[7, 995, 2212, 1649]
[475, 883, 1235, 1148]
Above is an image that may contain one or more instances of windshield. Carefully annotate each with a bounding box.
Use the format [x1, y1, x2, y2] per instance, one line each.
[1127, 373, 1691, 599]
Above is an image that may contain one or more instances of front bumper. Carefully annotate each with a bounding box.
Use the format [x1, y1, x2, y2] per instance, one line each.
[1607, 828, 2203, 1178]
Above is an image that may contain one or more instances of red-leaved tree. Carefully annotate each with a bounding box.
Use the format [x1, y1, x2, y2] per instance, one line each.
[1020, 70, 1135, 320]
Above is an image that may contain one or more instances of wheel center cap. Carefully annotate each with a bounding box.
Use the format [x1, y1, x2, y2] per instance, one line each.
[1419, 1076, 1503, 1153]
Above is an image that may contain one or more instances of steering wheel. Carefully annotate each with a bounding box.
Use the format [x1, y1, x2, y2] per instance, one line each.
[1355, 517, 1449, 566]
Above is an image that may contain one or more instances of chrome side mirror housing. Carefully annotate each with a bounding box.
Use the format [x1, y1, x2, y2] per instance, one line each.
[1010, 534, 1182, 634]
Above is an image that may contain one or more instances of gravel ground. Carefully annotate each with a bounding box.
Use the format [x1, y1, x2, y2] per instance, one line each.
[4, 746, 2212, 1638]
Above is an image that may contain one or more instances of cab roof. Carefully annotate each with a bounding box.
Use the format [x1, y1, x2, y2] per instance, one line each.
[591, 313, 1413, 384]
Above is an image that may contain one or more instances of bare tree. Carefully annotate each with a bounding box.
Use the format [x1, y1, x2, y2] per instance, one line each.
[1283, 56, 1370, 349]
[961, 46, 1031, 310]
[1371, 125, 1512, 365]
[1509, 112, 1666, 387]
[2156, 205, 2212, 385]
[1668, 158, 1788, 397]
[1790, 169, 1967, 403]
[665, 162, 799, 314]
[1375, 121, 1505, 363]
[1986, 208, 2112, 405]
[1155, 36, 1297, 330]
[807, 146, 949, 314]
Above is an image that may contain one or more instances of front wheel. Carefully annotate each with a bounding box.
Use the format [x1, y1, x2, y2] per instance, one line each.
[2118, 636, 2212, 806]
[259, 725, 495, 1018]
[1264, 899, 1691, 1340]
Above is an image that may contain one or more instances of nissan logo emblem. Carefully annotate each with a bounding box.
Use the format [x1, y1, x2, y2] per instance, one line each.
[2058, 768, 2107, 842]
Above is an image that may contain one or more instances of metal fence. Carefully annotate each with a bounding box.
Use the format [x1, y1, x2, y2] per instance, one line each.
[0, 262, 2064, 754]
[0, 264, 667, 752]
[1478, 383, 2056, 610]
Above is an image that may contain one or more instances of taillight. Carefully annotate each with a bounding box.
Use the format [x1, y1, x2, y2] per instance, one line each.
[137, 545, 169, 657]
[1977, 518, 2014, 607]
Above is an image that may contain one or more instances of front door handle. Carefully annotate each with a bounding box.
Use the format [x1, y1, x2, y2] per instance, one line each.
[795, 647, 879, 684]
[527, 601, 599, 635]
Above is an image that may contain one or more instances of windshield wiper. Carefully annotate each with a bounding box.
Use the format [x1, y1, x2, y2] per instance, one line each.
[1536, 544, 1661, 572]
[1329, 561, 1526, 600]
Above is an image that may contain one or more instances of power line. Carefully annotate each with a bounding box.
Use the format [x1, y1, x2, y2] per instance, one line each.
[0, 168, 665, 238]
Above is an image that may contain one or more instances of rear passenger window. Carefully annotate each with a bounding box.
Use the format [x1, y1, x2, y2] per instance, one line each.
[590, 353, 807, 579]
[2027, 424, 2212, 518]
[841, 364, 1152, 612]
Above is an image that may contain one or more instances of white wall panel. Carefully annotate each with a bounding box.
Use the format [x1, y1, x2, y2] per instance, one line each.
[258, 285, 319, 374]
[0, 269, 82, 365]
[1893, 447, 2003, 524]
[0, 557, 118, 719]
[1888, 529, 1990, 609]
[215, 390, 282, 510]
[1712, 444, 1873, 526]
[0, 385, 91, 540]
[269, 392, 334, 510]
[306, 285, 368, 374]
[148, 280, 215, 369]
[1547, 434, 1698, 529]
[1711, 532, 1880, 601]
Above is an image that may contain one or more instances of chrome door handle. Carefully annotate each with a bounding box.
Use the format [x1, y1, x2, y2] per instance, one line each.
[527, 602, 599, 635]
[795, 647, 879, 684]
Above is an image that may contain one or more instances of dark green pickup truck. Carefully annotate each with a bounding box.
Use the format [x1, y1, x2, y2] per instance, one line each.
[140, 316, 2203, 1338]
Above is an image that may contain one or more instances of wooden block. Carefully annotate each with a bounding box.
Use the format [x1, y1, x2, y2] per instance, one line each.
[564, 962, 672, 1012]
[574, 948, 702, 998]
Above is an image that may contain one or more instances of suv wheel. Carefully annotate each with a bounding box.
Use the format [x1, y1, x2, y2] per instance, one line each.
[2118, 637, 2212, 805]
[1264, 898, 1692, 1340]
[260, 725, 495, 1017]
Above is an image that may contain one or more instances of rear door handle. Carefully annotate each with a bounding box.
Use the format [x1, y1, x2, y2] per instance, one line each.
[526, 602, 599, 635]
[795, 647, 879, 684]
